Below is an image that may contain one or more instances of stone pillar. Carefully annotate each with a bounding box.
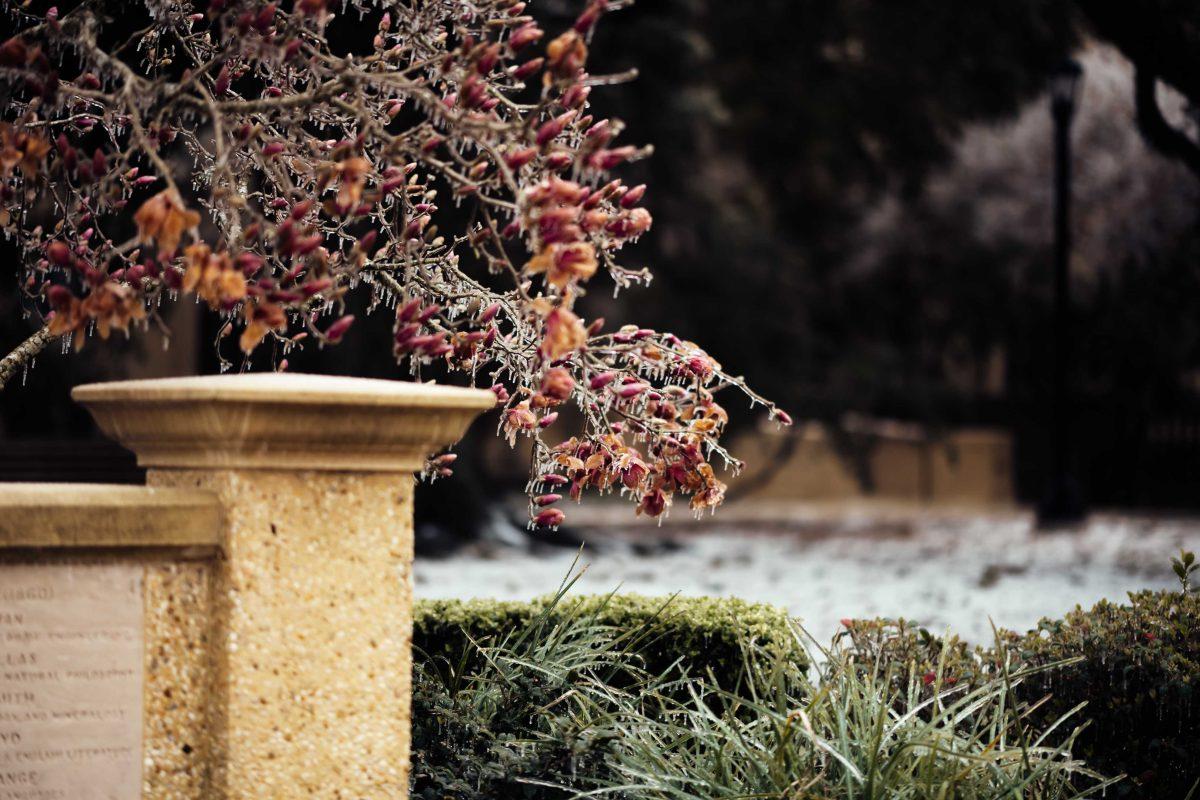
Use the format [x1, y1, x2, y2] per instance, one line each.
[73, 374, 493, 799]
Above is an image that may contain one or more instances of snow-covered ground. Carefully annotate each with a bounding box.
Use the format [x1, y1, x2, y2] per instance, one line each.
[414, 510, 1200, 643]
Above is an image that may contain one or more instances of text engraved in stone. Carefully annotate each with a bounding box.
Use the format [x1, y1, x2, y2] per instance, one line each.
[0, 563, 143, 800]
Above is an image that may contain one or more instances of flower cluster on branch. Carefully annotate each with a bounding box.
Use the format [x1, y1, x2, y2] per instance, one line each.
[0, 0, 789, 524]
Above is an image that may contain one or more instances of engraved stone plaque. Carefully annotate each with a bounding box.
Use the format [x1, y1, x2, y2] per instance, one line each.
[0, 562, 143, 800]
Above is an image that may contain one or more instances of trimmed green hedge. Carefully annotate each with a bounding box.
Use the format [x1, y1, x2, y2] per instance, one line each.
[1007, 590, 1200, 799]
[841, 590, 1200, 799]
[413, 592, 804, 682]
[411, 588, 1200, 798]
[410, 593, 804, 799]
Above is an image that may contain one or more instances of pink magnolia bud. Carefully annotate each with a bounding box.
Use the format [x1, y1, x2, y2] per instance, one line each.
[46, 241, 72, 266]
[586, 119, 613, 145]
[324, 315, 355, 343]
[253, 3, 276, 32]
[490, 383, 510, 404]
[479, 302, 501, 323]
[475, 43, 501, 74]
[504, 147, 537, 170]
[397, 297, 422, 322]
[534, 493, 562, 506]
[536, 111, 575, 146]
[589, 145, 636, 171]
[512, 57, 544, 80]
[235, 253, 263, 276]
[538, 412, 558, 428]
[510, 23, 543, 51]
[46, 284, 74, 309]
[296, 234, 323, 255]
[589, 372, 617, 390]
[262, 142, 284, 157]
[214, 65, 231, 96]
[540, 474, 569, 485]
[533, 507, 565, 528]
[617, 383, 646, 398]
[574, 0, 605, 33]
[620, 184, 646, 208]
[562, 83, 590, 110]
[407, 334, 440, 350]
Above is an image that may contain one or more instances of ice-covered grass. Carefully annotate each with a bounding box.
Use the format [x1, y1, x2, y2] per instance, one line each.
[414, 509, 1200, 643]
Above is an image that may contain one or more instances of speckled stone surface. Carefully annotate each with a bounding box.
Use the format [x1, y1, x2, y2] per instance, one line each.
[143, 557, 218, 798]
[149, 469, 416, 799]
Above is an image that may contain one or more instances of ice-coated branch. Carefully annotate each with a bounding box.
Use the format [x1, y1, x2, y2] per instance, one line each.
[0, 0, 788, 523]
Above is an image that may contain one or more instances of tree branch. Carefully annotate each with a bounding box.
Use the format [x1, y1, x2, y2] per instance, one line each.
[0, 325, 57, 391]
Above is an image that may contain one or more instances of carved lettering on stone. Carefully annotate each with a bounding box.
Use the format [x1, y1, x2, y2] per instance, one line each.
[0, 562, 143, 800]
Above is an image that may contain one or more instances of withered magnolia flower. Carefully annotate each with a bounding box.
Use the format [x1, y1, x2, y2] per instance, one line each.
[334, 156, 371, 213]
[46, 287, 83, 340]
[0, 123, 49, 179]
[47, 283, 145, 348]
[538, 367, 575, 403]
[503, 400, 538, 445]
[540, 307, 587, 360]
[545, 30, 587, 81]
[134, 190, 201, 257]
[525, 242, 598, 289]
[83, 283, 147, 340]
[182, 244, 248, 310]
[239, 300, 287, 354]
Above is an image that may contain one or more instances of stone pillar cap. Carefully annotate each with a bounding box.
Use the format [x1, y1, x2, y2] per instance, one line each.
[74, 373, 496, 472]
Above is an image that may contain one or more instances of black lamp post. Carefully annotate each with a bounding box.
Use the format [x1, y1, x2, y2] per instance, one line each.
[1038, 59, 1086, 528]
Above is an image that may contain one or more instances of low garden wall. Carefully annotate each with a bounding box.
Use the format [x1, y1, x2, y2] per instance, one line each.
[728, 423, 1014, 506]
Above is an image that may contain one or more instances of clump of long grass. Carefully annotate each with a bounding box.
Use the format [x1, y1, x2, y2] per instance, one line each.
[596, 623, 1120, 800]
[412, 569, 1120, 800]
